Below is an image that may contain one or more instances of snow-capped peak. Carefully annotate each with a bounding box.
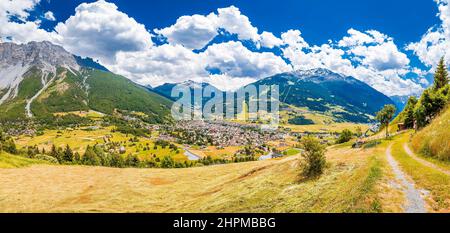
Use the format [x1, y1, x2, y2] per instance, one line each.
[292, 68, 340, 78]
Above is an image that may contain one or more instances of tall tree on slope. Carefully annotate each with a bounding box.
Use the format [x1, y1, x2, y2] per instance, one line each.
[433, 57, 449, 91]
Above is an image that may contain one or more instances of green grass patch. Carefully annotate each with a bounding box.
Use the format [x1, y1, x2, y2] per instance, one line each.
[0, 152, 49, 168]
[345, 155, 383, 213]
[392, 134, 450, 211]
[283, 148, 301, 156]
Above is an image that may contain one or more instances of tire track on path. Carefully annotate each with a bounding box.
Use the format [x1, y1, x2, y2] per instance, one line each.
[386, 144, 427, 213]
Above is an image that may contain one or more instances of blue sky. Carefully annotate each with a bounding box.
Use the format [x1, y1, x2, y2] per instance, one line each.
[1, 0, 449, 96]
[45, 0, 439, 69]
[39, 0, 439, 46]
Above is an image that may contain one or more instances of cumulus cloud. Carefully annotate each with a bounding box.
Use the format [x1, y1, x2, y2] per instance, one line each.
[350, 41, 410, 71]
[201, 41, 291, 78]
[281, 28, 421, 96]
[407, 0, 450, 68]
[338, 28, 386, 47]
[214, 6, 260, 42]
[0, 0, 39, 20]
[0, 0, 57, 43]
[154, 14, 218, 50]
[0, 0, 427, 96]
[193, 74, 257, 91]
[281, 29, 309, 49]
[339, 29, 410, 71]
[54, 0, 153, 63]
[111, 44, 207, 87]
[259, 31, 283, 49]
[155, 6, 267, 50]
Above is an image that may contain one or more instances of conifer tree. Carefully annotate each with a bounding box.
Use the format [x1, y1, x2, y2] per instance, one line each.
[63, 144, 74, 162]
[433, 57, 449, 91]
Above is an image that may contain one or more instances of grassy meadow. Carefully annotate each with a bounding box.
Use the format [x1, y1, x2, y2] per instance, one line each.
[14, 127, 187, 161]
[0, 135, 406, 213]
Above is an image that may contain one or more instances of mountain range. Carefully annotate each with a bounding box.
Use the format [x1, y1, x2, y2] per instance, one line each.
[251, 68, 396, 122]
[153, 68, 396, 123]
[1, 41, 397, 124]
[0, 41, 172, 122]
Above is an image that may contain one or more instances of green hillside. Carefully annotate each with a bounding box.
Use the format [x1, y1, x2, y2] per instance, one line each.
[86, 69, 172, 123]
[397, 58, 450, 160]
[411, 105, 450, 160]
[0, 68, 44, 119]
[1, 67, 173, 123]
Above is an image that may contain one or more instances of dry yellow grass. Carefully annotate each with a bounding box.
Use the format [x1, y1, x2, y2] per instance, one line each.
[411, 106, 450, 160]
[189, 146, 242, 159]
[0, 141, 394, 213]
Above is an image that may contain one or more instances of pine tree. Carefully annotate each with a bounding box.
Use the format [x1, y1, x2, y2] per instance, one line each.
[50, 145, 58, 158]
[403, 96, 418, 128]
[63, 144, 74, 162]
[73, 152, 81, 164]
[82, 145, 100, 166]
[433, 57, 449, 91]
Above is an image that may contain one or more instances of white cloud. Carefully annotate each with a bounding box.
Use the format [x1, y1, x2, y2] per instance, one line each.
[214, 6, 259, 42]
[193, 74, 257, 91]
[407, 0, 450, 68]
[0, 0, 57, 43]
[339, 29, 410, 71]
[338, 28, 388, 47]
[54, 0, 153, 63]
[0, 0, 39, 21]
[259, 31, 283, 49]
[350, 41, 409, 71]
[338, 28, 377, 47]
[201, 41, 291, 78]
[154, 14, 218, 50]
[155, 5, 267, 50]
[111, 44, 207, 87]
[111, 40, 291, 88]
[281, 29, 420, 96]
[281, 29, 309, 49]
[44, 11, 56, 21]
[0, 1, 426, 96]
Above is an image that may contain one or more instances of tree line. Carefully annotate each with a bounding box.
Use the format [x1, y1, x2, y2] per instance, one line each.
[402, 57, 450, 130]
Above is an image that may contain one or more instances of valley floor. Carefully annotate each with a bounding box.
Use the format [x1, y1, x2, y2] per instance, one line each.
[0, 132, 449, 213]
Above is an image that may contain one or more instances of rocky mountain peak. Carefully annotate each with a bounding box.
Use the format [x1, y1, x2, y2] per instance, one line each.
[0, 41, 79, 72]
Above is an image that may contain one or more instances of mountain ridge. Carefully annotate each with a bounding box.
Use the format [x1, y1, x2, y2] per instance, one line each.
[0, 41, 172, 122]
[248, 68, 395, 123]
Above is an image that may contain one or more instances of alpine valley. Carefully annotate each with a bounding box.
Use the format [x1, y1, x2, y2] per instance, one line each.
[1, 40, 449, 214]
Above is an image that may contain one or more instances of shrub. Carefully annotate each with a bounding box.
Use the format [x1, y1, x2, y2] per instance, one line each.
[363, 140, 381, 149]
[299, 136, 327, 178]
[125, 154, 141, 167]
[34, 154, 59, 164]
[160, 156, 175, 168]
[336, 129, 353, 144]
[110, 153, 124, 168]
[82, 145, 101, 166]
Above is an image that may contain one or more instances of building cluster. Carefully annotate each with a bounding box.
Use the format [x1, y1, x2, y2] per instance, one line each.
[159, 120, 286, 147]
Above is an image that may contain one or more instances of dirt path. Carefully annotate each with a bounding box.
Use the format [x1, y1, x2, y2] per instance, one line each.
[386, 144, 427, 213]
[403, 144, 450, 176]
